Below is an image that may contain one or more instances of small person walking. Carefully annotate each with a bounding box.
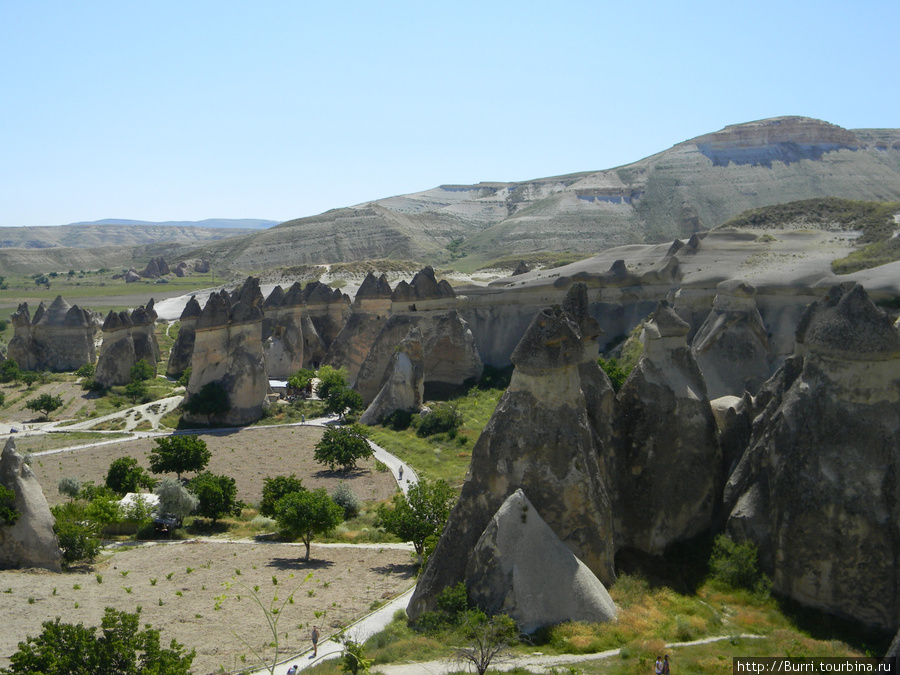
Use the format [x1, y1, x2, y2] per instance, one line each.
[655, 655, 664, 675]
[398, 465, 404, 481]
[286, 665, 298, 675]
[663, 654, 671, 674]
[311, 625, 320, 658]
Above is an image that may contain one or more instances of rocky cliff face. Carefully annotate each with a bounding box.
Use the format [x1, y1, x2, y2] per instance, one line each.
[409, 306, 616, 620]
[326, 273, 393, 383]
[724, 283, 900, 631]
[166, 295, 202, 377]
[358, 326, 424, 425]
[691, 280, 771, 399]
[613, 301, 721, 555]
[0, 439, 61, 572]
[95, 301, 159, 387]
[7, 296, 98, 372]
[185, 282, 268, 426]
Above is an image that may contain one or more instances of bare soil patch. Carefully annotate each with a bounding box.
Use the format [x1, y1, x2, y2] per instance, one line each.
[0, 380, 91, 424]
[0, 540, 416, 675]
[29, 426, 397, 508]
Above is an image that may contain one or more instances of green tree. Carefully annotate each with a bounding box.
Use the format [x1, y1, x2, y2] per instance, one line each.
[105, 457, 153, 496]
[287, 368, 315, 393]
[184, 381, 230, 417]
[1, 606, 195, 675]
[315, 365, 349, 400]
[274, 488, 343, 561]
[314, 424, 372, 472]
[451, 611, 519, 675]
[0, 359, 20, 384]
[57, 476, 81, 500]
[376, 478, 455, 558]
[598, 356, 629, 392]
[153, 477, 198, 522]
[189, 471, 242, 523]
[259, 474, 305, 518]
[74, 363, 95, 378]
[24, 393, 64, 419]
[148, 436, 211, 480]
[129, 359, 154, 382]
[323, 386, 364, 419]
[0, 485, 20, 527]
[20, 371, 40, 388]
[51, 502, 102, 565]
[0, 390, 5, 407]
[123, 380, 148, 405]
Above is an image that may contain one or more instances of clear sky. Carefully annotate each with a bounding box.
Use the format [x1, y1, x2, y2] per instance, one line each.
[1, 0, 898, 228]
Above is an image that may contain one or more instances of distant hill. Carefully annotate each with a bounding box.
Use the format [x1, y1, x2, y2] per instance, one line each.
[0, 222, 271, 252]
[194, 116, 900, 271]
[65, 218, 278, 230]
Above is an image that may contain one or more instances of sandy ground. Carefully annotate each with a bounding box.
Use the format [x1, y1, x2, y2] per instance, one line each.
[28, 425, 398, 509]
[0, 540, 417, 675]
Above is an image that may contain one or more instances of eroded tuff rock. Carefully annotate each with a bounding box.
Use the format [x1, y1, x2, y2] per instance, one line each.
[302, 281, 351, 350]
[186, 280, 268, 426]
[391, 266, 455, 306]
[724, 283, 900, 632]
[613, 300, 721, 555]
[140, 256, 170, 279]
[262, 284, 306, 378]
[359, 327, 424, 425]
[326, 273, 393, 383]
[166, 296, 202, 377]
[95, 300, 159, 387]
[466, 489, 617, 633]
[0, 439, 61, 572]
[355, 310, 482, 404]
[7, 296, 98, 372]
[409, 306, 615, 620]
[691, 280, 771, 399]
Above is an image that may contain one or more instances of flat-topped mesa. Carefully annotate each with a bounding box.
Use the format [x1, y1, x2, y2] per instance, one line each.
[691, 280, 772, 399]
[186, 283, 268, 426]
[166, 296, 202, 377]
[8, 295, 98, 371]
[692, 116, 859, 167]
[391, 266, 456, 312]
[408, 304, 616, 621]
[723, 284, 900, 631]
[613, 299, 721, 556]
[95, 302, 160, 387]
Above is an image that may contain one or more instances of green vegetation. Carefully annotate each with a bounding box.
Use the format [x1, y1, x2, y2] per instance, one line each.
[153, 478, 198, 522]
[1, 607, 195, 675]
[105, 457, 153, 496]
[183, 381, 230, 417]
[273, 488, 344, 561]
[376, 478, 455, 558]
[314, 424, 373, 472]
[719, 197, 900, 274]
[367, 386, 504, 486]
[24, 392, 64, 419]
[416, 404, 462, 438]
[148, 436, 211, 480]
[188, 471, 242, 524]
[0, 484, 20, 527]
[259, 474, 306, 517]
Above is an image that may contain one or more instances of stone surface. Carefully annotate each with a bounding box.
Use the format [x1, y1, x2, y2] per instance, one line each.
[466, 489, 617, 633]
[409, 306, 615, 620]
[166, 296, 202, 377]
[359, 327, 424, 425]
[612, 300, 721, 555]
[724, 283, 900, 631]
[691, 280, 772, 398]
[95, 301, 159, 388]
[0, 438, 61, 572]
[7, 296, 98, 372]
[355, 310, 482, 404]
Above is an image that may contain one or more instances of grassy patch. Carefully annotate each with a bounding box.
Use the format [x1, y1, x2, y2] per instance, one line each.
[366, 387, 504, 487]
[10, 432, 132, 454]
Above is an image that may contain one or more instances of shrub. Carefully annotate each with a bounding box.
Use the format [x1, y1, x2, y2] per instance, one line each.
[105, 457, 153, 496]
[381, 408, 414, 431]
[331, 481, 360, 518]
[314, 424, 373, 471]
[129, 359, 155, 382]
[259, 474, 305, 517]
[149, 436, 211, 480]
[0, 359, 20, 383]
[176, 366, 191, 387]
[184, 381, 230, 417]
[154, 477, 199, 521]
[57, 476, 81, 500]
[0, 484, 20, 527]
[188, 471, 243, 523]
[274, 488, 343, 561]
[52, 502, 101, 565]
[708, 534, 769, 594]
[598, 357, 629, 392]
[417, 404, 462, 438]
[74, 363, 95, 378]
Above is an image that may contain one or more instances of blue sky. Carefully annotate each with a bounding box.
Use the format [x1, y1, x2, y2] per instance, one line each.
[1, 0, 897, 228]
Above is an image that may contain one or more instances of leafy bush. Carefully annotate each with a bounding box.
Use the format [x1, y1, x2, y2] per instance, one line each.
[74, 363, 95, 378]
[259, 474, 305, 517]
[0, 359, 20, 383]
[105, 457, 153, 496]
[415, 582, 470, 633]
[331, 481, 360, 518]
[598, 357, 629, 392]
[188, 471, 242, 523]
[57, 476, 81, 500]
[2, 606, 195, 674]
[52, 502, 101, 565]
[314, 424, 373, 471]
[417, 404, 462, 438]
[154, 477, 198, 520]
[381, 408, 414, 431]
[0, 390, 5, 407]
[176, 366, 191, 387]
[149, 436, 211, 480]
[274, 488, 344, 561]
[129, 359, 154, 382]
[376, 478, 455, 557]
[708, 534, 769, 594]
[0, 484, 20, 526]
[183, 381, 230, 417]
